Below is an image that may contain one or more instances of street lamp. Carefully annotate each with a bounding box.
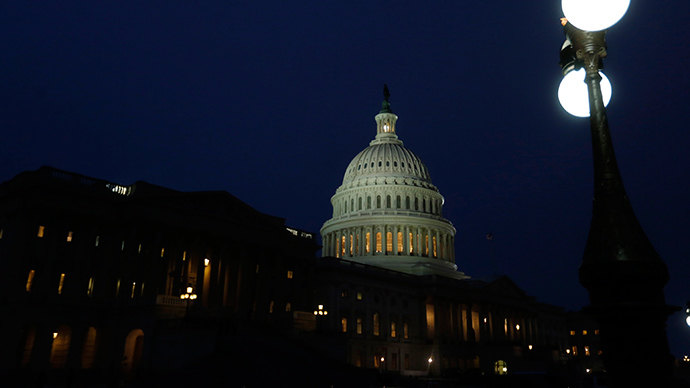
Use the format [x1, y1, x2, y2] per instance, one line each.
[557, 3, 676, 387]
[180, 284, 197, 316]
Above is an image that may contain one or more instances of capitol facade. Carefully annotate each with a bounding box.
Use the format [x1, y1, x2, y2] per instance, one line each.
[321, 87, 466, 279]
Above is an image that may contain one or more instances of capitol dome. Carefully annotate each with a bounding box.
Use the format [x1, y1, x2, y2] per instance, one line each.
[320, 87, 467, 279]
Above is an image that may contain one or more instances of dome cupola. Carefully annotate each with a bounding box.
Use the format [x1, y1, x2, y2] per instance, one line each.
[320, 86, 466, 279]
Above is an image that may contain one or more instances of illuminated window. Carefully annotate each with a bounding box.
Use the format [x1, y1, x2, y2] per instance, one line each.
[356, 318, 362, 334]
[595, 329, 600, 335]
[374, 354, 381, 368]
[494, 360, 508, 375]
[182, 251, 186, 261]
[66, 231, 73, 242]
[95, 236, 100, 246]
[269, 301, 274, 313]
[386, 232, 393, 252]
[160, 248, 164, 257]
[376, 232, 382, 253]
[409, 232, 413, 253]
[121, 241, 125, 251]
[26, 270, 36, 292]
[255, 265, 260, 273]
[582, 330, 588, 335]
[355, 235, 359, 254]
[87, 277, 95, 296]
[138, 244, 142, 253]
[570, 330, 576, 336]
[0, 228, 3, 239]
[585, 346, 590, 356]
[287, 270, 293, 279]
[391, 321, 397, 338]
[116, 279, 121, 297]
[58, 273, 66, 295]
[373, 313, 380, 336]
[130, 282, 136, 298]
[350, 234, 353, 255]
[37, 226, 45, 238]
[341, 236, 345, 256]
[403, 322, 409, 339]
[397, 231, 403, 253]
[341, 290, 348, 298]
[286, 302, 291, 312]
[366, 233, 370, 253]
[433, 236, 437, 257]
[357, 292, 362, 300]
[425, 235, 429, 256]
[572, 346, 578, 356]
[341, 318, 347, 333]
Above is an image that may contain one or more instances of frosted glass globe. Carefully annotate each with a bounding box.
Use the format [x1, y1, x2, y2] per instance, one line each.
[562, 0, 630, 31]
[558, 68, 612, 118]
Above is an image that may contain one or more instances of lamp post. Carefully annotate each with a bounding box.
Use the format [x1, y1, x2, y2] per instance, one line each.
[180, 284, 197, 315]
[557, 2, 676, 386]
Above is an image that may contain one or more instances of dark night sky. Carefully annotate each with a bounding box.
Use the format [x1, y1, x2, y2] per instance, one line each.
[1, 2, 689, 358]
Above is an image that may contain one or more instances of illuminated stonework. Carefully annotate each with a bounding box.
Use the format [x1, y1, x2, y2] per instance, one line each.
[321, 90, 467, 279]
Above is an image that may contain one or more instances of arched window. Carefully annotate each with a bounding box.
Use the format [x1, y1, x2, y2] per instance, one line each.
[396, 195, 401, 208]
[386, 195, 391, 208]
[397, 232, 403, 253]
[122, 329, 144, 376]
[415, 197, 419, 211]
[373, 313, 380, 336]
[376, 195, 381, 208]
[494, 360, 508, 375]
[433, 236, 437, 258]
[376, 232, 382, 253]
[366, 232, 371, 253]
[50, 325, 72, 369]
[386, 232, 393, 252]
[367, 196, 371, 209]
[358, 197, 362, 210]
[341, 236, 346, 256]
[351, 199, 354, 212]
[81, 327, 98, 369]
[406, 196, 410, 210]
[425, 235, 430, 256]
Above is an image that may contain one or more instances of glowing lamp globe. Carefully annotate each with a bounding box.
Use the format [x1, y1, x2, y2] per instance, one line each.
[562, 0, 630, 31]
[558, 68, 612, 117]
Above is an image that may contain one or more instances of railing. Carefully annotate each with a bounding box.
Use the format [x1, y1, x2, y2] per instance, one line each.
[156, 294, 187, 307]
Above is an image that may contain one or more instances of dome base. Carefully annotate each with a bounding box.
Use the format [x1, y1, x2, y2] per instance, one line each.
[349, 255, 469, 280]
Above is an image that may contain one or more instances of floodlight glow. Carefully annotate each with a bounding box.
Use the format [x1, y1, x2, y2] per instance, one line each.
[562, 0, 630, 31]
[558, 68, 612, 117]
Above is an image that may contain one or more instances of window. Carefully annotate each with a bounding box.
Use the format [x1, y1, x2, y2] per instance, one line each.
[160, 247, 164, 257]
[570, 330, 576, 336]
[269, 301, 274, 313]
[404, 322, 409, 339]
[373, 313, 380, 336]
[138, 244, 142, 253]
[341, 318, 347, 333]
[386, 232, 393, 252]
[121, 241, 125, 251]
[585, 346, 590, 356]
[425, 235, 429, 256]
[386, 195, 391, 208]
[404, 354, 410, 370]
[376, 232, 382, 253]
[356, 318, 363, 334]
[365, 233, 370, 253]
[130, 282, 136, 298]
[0, 228, 3, 239]
[95, 236, 100, 247]
[58, 273, 66, 294]
[357, 291, 363, 300]
[26, 270, 36, 292]
[376, 195, 381, 208]
[341, 236, 345, 256]
[582, 330, 588, 335]
[286, 303, 291, 312]
[572, 346, 578, 356]
[341, 290, 348, 298]
[397, 232, 403, 253]
[87, 277, 95, 296]
[392, 353, 398, 369]
[66, 231, 73, 242]
[37, 226, 45, 238]
[367, 196, 371, 209]
[287, 270, 293, 279]
[594, 329, 600, 335]
[494, 360, 508, 375]
[409, 232, 413, 253]
[433, 236, 437, 257]
[391, 321, 397, 338]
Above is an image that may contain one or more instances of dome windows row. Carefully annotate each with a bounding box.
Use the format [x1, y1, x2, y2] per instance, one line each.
[323, 226, 454, 262]
[333, 193, 443, 218]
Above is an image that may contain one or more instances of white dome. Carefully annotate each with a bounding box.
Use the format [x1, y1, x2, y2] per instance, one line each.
[321, 87, 466, 279]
